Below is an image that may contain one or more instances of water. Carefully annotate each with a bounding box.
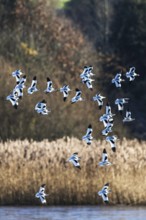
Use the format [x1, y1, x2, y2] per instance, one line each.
[0, 206, 146, 220]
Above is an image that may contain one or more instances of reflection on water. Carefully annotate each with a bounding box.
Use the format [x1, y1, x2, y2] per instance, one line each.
[0, 206, 146, 220]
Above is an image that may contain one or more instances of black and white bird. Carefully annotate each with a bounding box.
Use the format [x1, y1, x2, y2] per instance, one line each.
[35, 100, 50, 115]
[98, 149, 111, 167]
[13, 85, 23, 99]
[60, 85, 71, 101]
[13, 75, 27, 99]
[99, 103, 115, 128]
[106, 135, 118, 152]
[28, 76, 38, 94]
[123, 109, 135, 122]
[44, 77, 56, 93]
[17, 75, 27, 88]
[106, 103, 115, 118]
[6, 93, 19, 109]
[35, 184, 48, 204]
[12, 69, 23, 83]
[99, 114, 114, 128]
[80, 66, 94, 79]
[112, 72, 124, 88]
[115, 98, 129, 113]
[93, 93, 106, 109]
[126, 67, 139, 81]
[102, 123, 113, 136]
[82, 124, 93, 145]
[98, 183, 111, 204]
[66, 152, 81, 169]
[80, 66, 95, 90]
[82, 77, 94, 91]
[71, 88, 83, 104]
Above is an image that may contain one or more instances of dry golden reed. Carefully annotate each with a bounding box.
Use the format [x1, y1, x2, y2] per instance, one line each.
[0, 137, 146, 205]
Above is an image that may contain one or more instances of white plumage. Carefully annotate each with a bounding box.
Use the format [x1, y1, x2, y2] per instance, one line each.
[35, 100, 50, 115]
[82, 124, 93, 145]
[98, 183, 111, 204]
[115, 98, 129, 112]
[60, 85, 71, 101]
[28, 76, 38, 94]
[35, 184, 48, 204]
[66, 152, 81, 169]
[71, 88, 83, 104]
[123, 109, 135, 122]
[93, 93, 106, 109]
[44, 77, 56, 93]
[126, 67, 139, 81]
[98, 149, 111, 167]
[106, 135, 118, 152]
[112, 73, 124, 88]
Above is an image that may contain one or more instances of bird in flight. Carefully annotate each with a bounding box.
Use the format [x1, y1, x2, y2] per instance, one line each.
[44, 77, 56, 93]
[98, 149, 112, 167]
[98, 183, 111, 204]
[28, 76, 38, 94]
[71, 88, 83, 104]
[82, 124, 93, 145]
[93, 93, 106, 110]
[66, 152, 81, 169]
[35, 184, 48, 204]
[126, 67, 139, 81]
[60, 85, 71, 101]
[112, 72, 124, 88]
[106, 135, 118, 152]
[123, 109, 135, 122]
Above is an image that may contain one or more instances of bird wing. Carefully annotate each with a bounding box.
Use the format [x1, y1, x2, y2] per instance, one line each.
[86, 80, 93, 89]
[86, 127, 93, 136]
[115, 80, 121, 87]
[48, 81, 53, 90]
[108, 138, 115, 148]
[101, 193, 109, 203]
[76, 90, 81, 98]
[130, 67, 136, 73]
[106, 105, 111, 115]
[72, 159, 81, 168]
[115, 73, 121, 80]
[63, 90, 68, 98]
[129, 75, 135, 81]
[126, 111, 131, 118]
[39, 186, 45, 194]
[102, 183, 109, 191]
[102, 149, 108, 162]
[118, 103, 123, 111]
[86, 138, 92, 145]
[39, 195, 46, 204]
[31, 79, 37, 88]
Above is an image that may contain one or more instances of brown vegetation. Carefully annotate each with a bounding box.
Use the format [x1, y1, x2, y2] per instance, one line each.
[0, 138, 146, 205]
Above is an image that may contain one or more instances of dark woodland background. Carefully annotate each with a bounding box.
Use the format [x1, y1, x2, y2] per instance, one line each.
[0, 0, 146, 141]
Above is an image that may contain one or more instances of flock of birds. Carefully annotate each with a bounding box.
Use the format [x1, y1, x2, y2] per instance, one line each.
[6, 65, 139, 204]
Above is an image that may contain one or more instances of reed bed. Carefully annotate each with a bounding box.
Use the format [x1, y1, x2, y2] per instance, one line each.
[0, 137, 146, 205]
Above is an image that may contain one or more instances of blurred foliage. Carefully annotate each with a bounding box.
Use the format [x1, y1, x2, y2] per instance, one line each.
[0, 0, 146, 141]
[0, 0, 103, 141]
[65, 0, 146, 139]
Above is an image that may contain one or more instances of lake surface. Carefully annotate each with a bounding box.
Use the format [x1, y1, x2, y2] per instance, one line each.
[0, 206, 146, 220]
